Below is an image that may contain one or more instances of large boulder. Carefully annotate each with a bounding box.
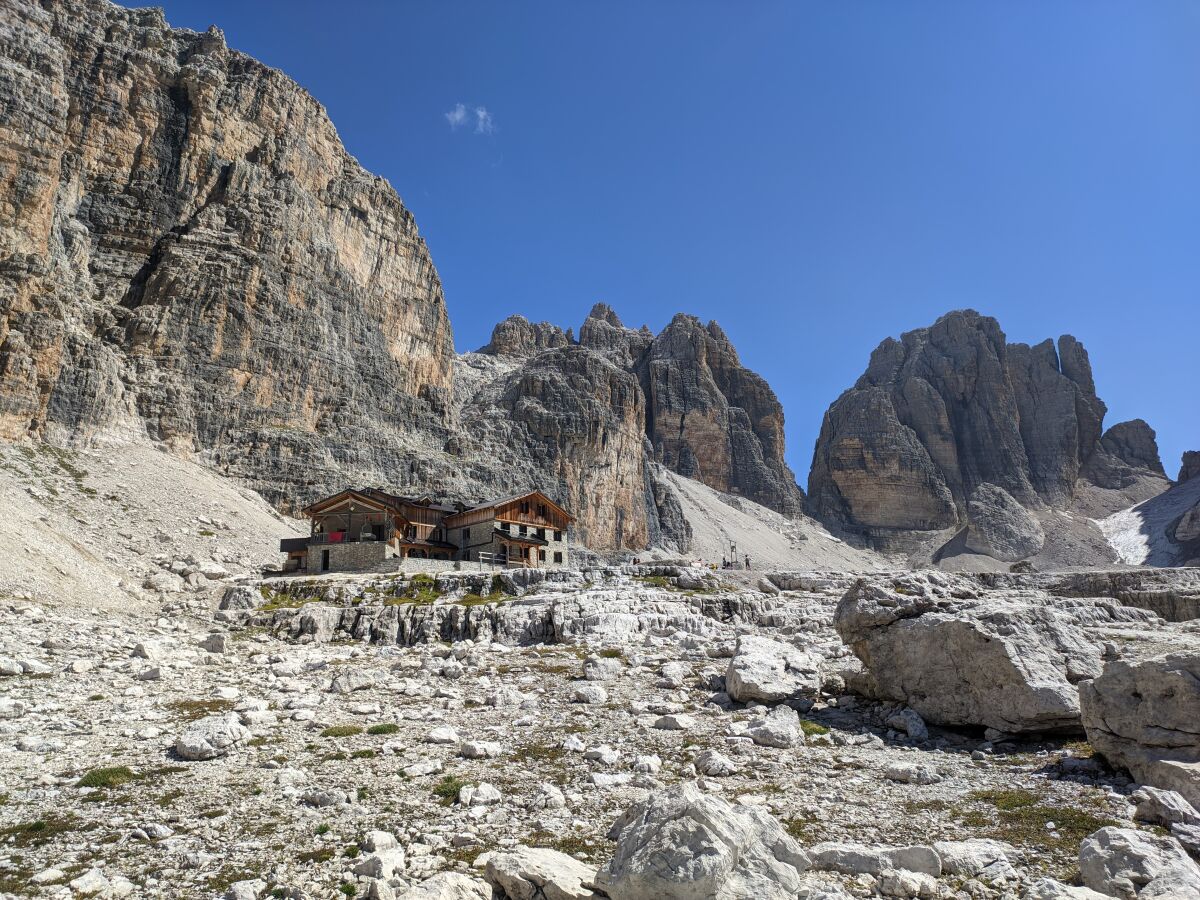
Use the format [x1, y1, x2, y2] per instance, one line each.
[1080, 653, 1200, 808]
[964, 483, 1045, 561]
[1174, 504, 1200, 545]
[834, 572, 1161, 734]
[1078, 827, 1200, 898]
[478, 846, 599, 900]
[596, 782, 810, 900]
[724, 635, 821, 705]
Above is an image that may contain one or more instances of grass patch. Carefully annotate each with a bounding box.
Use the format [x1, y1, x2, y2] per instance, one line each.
[259, 585, 312, 611]
[367, 723, 399, 735]
[76, 766, 137, 789]
[199, 529, 216, 537]
[526, 828, 606, 859]
[157, 789, 185, 807]
[297, 847, 335, 864]
[799, 719, 829, 737]
[351, 749, 376, 760]
[512, 742, 566, 765]
[903, 798, 952, 814]
[441, 843, 493, 866]
[433, 775, 466, 806]
[965, 788, 1040, 811]
[959, 789, 1120, 871]
[1062, 740, 1095, 759]
[383, 573, 443, 606]
[458, 591, 506, 606]
[0, 814, 92, 848]
[208, 864, 264, 894]
[321, 725, 363, 738]
[783, 814, 823, 843]
[87, 694, 105, 702]
[168, 698, 236, 721]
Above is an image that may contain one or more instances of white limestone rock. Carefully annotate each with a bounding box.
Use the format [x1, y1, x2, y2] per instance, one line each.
[747, 704, 802, 748]
[724, 634, 821, 705]
[1132, 786, 1200, 828]
[173, 713, 250, 761]
[1078, 826, 1200, 899]
[834, 572, 1161, 734]
[396, 873, 490, 900]
[696, 749, 739, 777]
[479, 845, 599, 900]
[597, 782, 810, 899]
[1025, 879, 1112, 900]
[809, 842, 941, 877]
[1081, 653, 1200, 809]
[964, 482, 1046, 562]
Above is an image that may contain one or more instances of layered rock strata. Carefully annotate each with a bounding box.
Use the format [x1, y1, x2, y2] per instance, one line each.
[833, 571, 1171, 735]
[476, 304, 805, 523]
[0, 0, 801, 552]
[1081, 653, 1200, 809]
[809, 310, 1170, 557]
[0, 0, 455, 510]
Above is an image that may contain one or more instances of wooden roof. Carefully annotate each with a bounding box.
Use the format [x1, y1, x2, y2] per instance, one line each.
[444, 490, 574, 525]
[302, 489, 393, 517]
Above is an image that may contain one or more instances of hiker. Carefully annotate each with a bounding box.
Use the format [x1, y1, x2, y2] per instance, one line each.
[744, 554, 751, 570]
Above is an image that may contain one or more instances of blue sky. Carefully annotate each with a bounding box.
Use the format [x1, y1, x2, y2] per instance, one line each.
[123, 1, 1199, 480]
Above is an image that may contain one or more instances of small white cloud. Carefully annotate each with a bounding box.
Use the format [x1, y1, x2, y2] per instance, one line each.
[474, 106, 495, 135]
[444, 103, 468, 129]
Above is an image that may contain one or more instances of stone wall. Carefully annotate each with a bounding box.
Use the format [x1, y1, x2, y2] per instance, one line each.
[306, 541, 394, 575]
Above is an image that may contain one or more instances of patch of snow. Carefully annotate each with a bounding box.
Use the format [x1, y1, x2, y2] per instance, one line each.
[1099, 476, 1200, 566]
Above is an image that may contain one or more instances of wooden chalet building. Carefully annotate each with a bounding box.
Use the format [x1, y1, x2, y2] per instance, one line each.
[279, 488, 573, 575]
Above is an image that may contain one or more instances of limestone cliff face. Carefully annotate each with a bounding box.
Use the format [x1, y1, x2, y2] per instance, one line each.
[0, 0, 800, 552]
[639, 314, 802, 517]
[0, 0, 454, 506]
[475, 305, 805, 532]
[809, 310, 1168, 553]
[454, 347, 660, 550]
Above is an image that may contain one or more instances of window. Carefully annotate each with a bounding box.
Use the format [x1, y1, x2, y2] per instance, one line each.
[520, 501, 530, 514]
[539, 549, 547, 562]
[462, 527, 470, 541]
[537, 504, 547, 518]
[500, 522, 511, 533]
[537, 528, 546, 540]
[553, 551, 563, 564]
[519, 525, 527, 536]
[554, 530, 562, 542]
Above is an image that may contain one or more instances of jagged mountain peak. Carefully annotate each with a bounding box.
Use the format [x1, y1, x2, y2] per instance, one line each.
[809, 309, 1168, 566]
